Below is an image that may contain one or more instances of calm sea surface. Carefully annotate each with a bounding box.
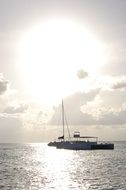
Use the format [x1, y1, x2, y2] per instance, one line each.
[0, 142, 126, 190]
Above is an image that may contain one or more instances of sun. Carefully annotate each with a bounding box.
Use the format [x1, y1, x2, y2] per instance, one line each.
[17, 18, 106, 104]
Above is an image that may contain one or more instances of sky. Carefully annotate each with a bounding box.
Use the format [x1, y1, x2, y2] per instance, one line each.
[0, 0, 126, 142]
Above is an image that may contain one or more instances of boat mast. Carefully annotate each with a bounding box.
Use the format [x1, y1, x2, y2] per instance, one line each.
[62, 99, 65, 139]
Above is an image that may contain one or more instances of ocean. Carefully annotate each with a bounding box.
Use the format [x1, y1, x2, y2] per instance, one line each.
[0, 142, 126, 190]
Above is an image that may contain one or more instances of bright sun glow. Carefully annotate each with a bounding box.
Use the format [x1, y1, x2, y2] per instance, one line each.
[17, 19, 106, 104]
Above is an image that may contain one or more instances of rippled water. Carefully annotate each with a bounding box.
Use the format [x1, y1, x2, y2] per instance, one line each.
[0, 142, 126, 190]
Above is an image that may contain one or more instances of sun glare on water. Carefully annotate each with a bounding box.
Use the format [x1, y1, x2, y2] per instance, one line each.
[17, 19, 106, 104]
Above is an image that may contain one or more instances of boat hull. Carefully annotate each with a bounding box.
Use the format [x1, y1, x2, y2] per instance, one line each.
[48, 141, 61, 147]
[55, 142, 114, 150]
[91, 143, 114, 150]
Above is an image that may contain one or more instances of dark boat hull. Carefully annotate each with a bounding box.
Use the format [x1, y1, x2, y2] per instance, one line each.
[91, 143, 114, 150]
[55, 142, 114, 150]
[48, 141, 62, 147]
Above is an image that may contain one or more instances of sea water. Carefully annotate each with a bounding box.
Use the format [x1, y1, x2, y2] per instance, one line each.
[0, 142, 126, 190]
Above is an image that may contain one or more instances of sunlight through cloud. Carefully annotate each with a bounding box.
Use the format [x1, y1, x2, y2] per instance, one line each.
[17, 18, 107, 104]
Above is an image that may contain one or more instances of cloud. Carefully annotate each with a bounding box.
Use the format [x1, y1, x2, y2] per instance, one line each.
[112, 80, 126, 89]
[81, 98, 126, 125]
[0, 73, 8, 95]
[97, 109, 126, 125]
[49, 85, 126, 126]
[49, 89, 100, 125]
[3, 104, 28, 114]
[77, 69, 88, 79]
[0, 114, 23, 142]
[81, 87, 126, 125]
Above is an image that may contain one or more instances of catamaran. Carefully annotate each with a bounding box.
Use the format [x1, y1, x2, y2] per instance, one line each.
[48, 100, 114, 150]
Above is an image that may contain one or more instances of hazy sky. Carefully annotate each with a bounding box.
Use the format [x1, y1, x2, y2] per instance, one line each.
[0, 0, 126, 142]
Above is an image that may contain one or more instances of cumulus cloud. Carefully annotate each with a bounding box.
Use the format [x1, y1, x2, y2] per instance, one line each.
[49, 89, 100, 125]
[49, 85, 126, 126]
[3, 104, 28, 114]
[112, 80, 126, 89]
[0, 73, 8, 95]
[77, 69, 88, 79]
[97, 109, 126, 125]
[81, 84, 126, 125]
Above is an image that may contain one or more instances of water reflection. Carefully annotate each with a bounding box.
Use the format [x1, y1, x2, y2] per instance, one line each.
[0, 143, 126, 190]
[32, 144, 95, 190]
[37, 144, 79, 189]
[27, 144, 115, 189]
